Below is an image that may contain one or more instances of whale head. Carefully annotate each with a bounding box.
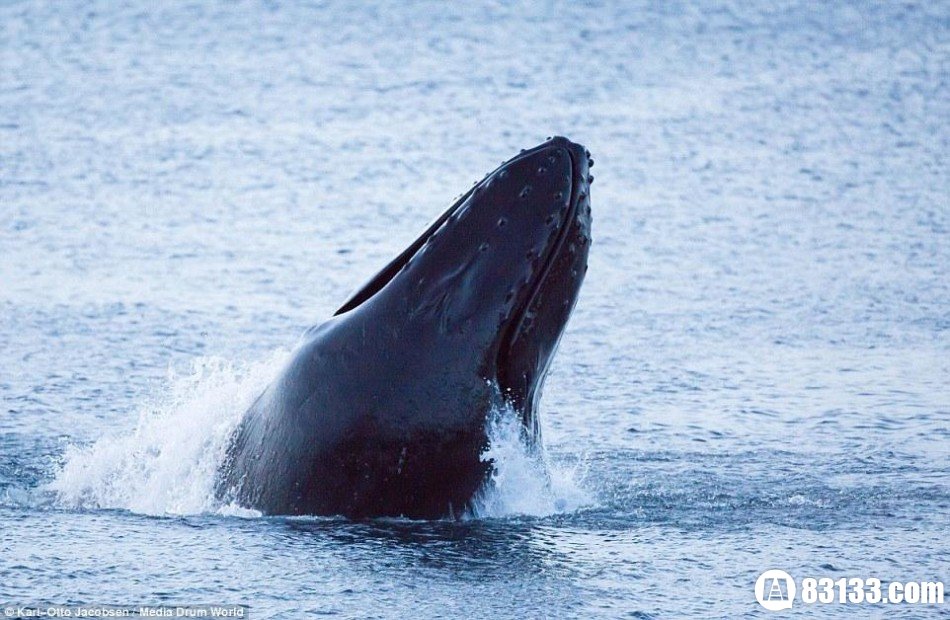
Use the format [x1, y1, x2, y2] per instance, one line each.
[334, 136, 592, 438]
[218, 137, 593, 518]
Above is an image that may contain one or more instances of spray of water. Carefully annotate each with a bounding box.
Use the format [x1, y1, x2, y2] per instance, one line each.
[49, 352, 289, 516]
[50, 353, 590, 519]
[469, 401, 591, 519]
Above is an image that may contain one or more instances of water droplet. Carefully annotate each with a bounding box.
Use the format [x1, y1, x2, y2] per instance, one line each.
[479, 242, 489, 252]
[497, 217, 508, 228]
[537, 167, 547, 176]
[519, 186, 532, 199]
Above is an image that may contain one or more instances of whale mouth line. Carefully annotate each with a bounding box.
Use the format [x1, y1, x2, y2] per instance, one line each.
[494, 145, 582, 394]
[333, 140, 582, 322]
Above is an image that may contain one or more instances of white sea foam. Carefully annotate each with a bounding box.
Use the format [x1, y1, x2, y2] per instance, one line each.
[49, 353, 288, 516]
[469, 404, 592, 519]
[50, 352, 588, 519]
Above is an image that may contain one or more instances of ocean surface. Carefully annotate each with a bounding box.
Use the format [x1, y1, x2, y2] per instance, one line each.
[1, 1, 947, 617]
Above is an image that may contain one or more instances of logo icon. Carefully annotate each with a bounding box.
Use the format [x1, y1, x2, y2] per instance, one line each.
[756, 569, 796, 611]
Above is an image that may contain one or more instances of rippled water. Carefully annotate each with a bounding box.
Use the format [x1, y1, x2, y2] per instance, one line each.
[1, 1, 947, 617]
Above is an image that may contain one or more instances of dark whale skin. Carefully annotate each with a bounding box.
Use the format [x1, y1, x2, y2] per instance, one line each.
[217, 137, 592, 518]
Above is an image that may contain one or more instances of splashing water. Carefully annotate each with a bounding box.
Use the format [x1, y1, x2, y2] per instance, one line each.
[469, 404, 592, 519]
[49, 352, 289, 516]
[50, 352, 590, 519]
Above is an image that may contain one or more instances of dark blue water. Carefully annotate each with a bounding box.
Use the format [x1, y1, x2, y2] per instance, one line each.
[1, 1, 947, 617]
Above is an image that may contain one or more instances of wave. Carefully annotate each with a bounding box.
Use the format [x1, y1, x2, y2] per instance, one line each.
[49, 353, 288, 516]
[49, 353, 589, 519]
[469, 405, 591, 519]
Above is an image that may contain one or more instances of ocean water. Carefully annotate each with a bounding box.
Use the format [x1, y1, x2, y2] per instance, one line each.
[1, 1, 947, 617]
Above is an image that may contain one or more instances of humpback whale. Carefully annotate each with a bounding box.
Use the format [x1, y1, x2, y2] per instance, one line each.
[216, 136, 592, 518]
